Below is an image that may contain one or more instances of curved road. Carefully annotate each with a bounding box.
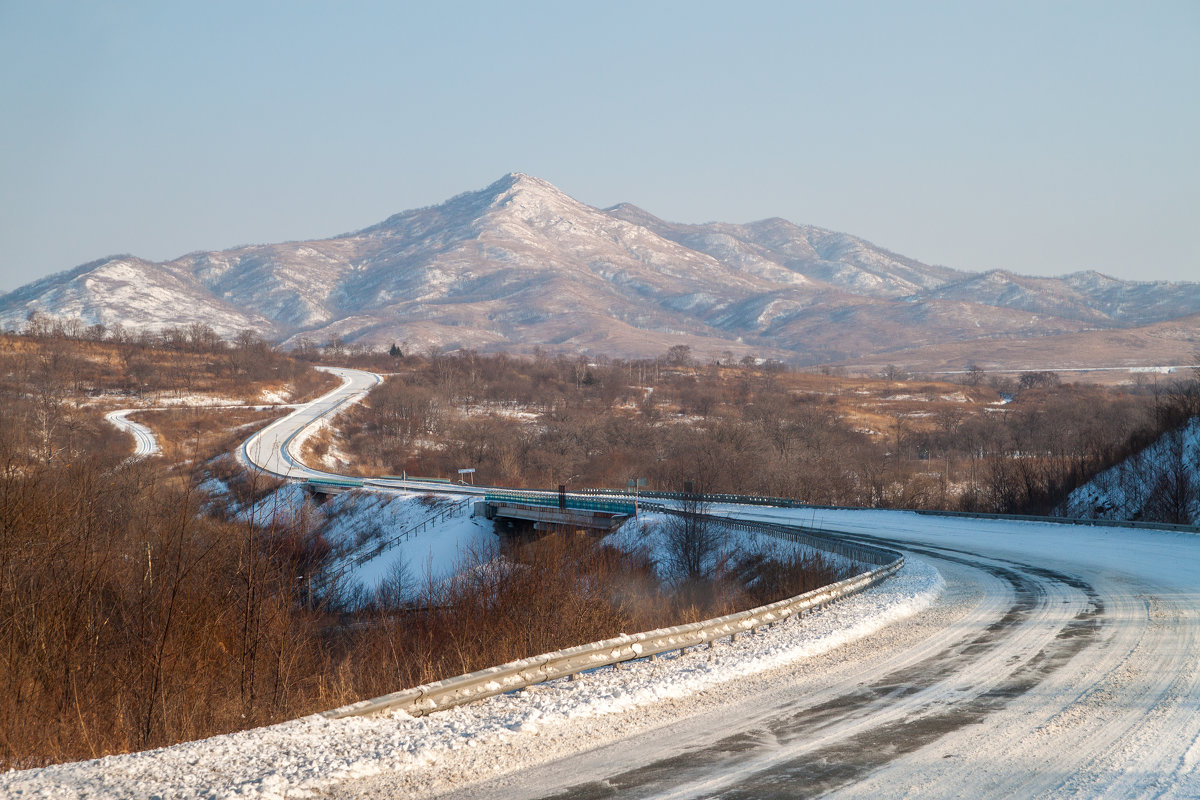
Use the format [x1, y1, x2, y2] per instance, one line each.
[240, 365, 485, 494]
[241, 366, 380, 479]
[104, 409, 161, 457]
[391, 509, 1200, 800]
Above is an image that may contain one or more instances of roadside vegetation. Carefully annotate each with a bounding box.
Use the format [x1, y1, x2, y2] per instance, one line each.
[324, 346, 1200, 518]
[0, 326, 351, 766]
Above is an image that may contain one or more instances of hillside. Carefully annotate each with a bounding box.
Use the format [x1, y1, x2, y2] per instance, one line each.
[1061, 416, 1200, 525]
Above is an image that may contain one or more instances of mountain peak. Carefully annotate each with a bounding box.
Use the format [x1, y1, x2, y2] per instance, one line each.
[485, 171, 562, 197]
[478, 172, 593, 222]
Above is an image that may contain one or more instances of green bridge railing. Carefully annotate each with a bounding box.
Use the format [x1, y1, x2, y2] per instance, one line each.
[485, 490, 635, 516]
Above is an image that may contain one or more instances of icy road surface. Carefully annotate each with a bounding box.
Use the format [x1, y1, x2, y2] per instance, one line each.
[241, 365, 379, 480]
[399, 509, 1200, 800]
[103, 409, 160, 457]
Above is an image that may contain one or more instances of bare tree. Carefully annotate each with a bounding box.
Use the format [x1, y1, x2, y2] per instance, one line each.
[665, 344, 693, 367]
[661, 490, 727, 588]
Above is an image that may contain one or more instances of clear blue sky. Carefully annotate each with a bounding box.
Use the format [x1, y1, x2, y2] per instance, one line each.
[1, 1, 1197, 293]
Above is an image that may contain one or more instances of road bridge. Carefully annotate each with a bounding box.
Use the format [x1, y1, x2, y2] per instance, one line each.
[478, 490, 634, 533]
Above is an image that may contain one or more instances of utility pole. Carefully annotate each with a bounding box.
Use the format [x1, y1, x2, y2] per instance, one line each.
[628, 477, 647, 515]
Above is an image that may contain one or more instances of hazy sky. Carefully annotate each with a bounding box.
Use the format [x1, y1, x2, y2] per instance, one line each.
[1, 1, 1197, 293]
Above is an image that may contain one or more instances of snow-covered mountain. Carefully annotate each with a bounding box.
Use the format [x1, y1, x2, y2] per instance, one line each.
[3, 172, 1198, 363]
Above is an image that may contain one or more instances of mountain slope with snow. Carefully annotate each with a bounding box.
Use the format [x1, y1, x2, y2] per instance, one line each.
[3, 173, 1198, 364]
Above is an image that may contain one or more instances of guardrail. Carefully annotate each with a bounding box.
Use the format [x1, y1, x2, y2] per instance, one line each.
[307, 477, 365, 489]
[372, 475, 454, 485]
[322, 514, 901, 720]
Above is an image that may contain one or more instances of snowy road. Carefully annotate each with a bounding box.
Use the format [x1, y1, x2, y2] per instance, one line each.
[103, 409, 160, 457]
[400, 509, 1200, 799]
[241, 366, 380, 480]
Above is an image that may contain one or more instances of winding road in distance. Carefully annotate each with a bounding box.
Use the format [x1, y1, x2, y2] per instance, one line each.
[240, 365, 380, 480]
[235, 366, 1200, 799]
[240, 365, 486, 494]
[104, 409, 161, 457]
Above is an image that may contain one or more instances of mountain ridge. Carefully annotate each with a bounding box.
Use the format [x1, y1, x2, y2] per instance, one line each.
[3, 172, 1197, 367]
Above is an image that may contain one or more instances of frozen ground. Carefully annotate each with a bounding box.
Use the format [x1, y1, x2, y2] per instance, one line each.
[226, 482, 492, 599]
[312, 490, 493, 596]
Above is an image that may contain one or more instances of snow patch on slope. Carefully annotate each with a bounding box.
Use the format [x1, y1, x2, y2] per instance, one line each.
[1061, 417, 1200, 525]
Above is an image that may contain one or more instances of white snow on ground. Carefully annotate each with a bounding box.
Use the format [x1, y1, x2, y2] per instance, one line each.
[322, 493, 493, 593]
[258, 387, 292, 404]
[130, 393, 249, 407]
[1061, 416, 1200, 525]
[236, 485, 492, 597]
[610, 511, 867, 578]
[0, 525, 941, 799]
[285, 418, 359, 471]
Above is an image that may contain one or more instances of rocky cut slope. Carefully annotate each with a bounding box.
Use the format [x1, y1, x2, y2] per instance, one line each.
[4, 173, 1199, 365]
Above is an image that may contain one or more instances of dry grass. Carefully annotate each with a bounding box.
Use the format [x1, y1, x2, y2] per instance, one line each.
[318, 531, 852, 706]
[138, 407, 289, 465]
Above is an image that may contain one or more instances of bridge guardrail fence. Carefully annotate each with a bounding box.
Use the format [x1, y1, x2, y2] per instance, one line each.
[485, 489, 636, 516]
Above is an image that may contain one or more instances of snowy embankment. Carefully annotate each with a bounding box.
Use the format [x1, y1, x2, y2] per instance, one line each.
[1061, 416, 1200, 525]
[219, 482, 494, 598]
[1, 506, 941, 799]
